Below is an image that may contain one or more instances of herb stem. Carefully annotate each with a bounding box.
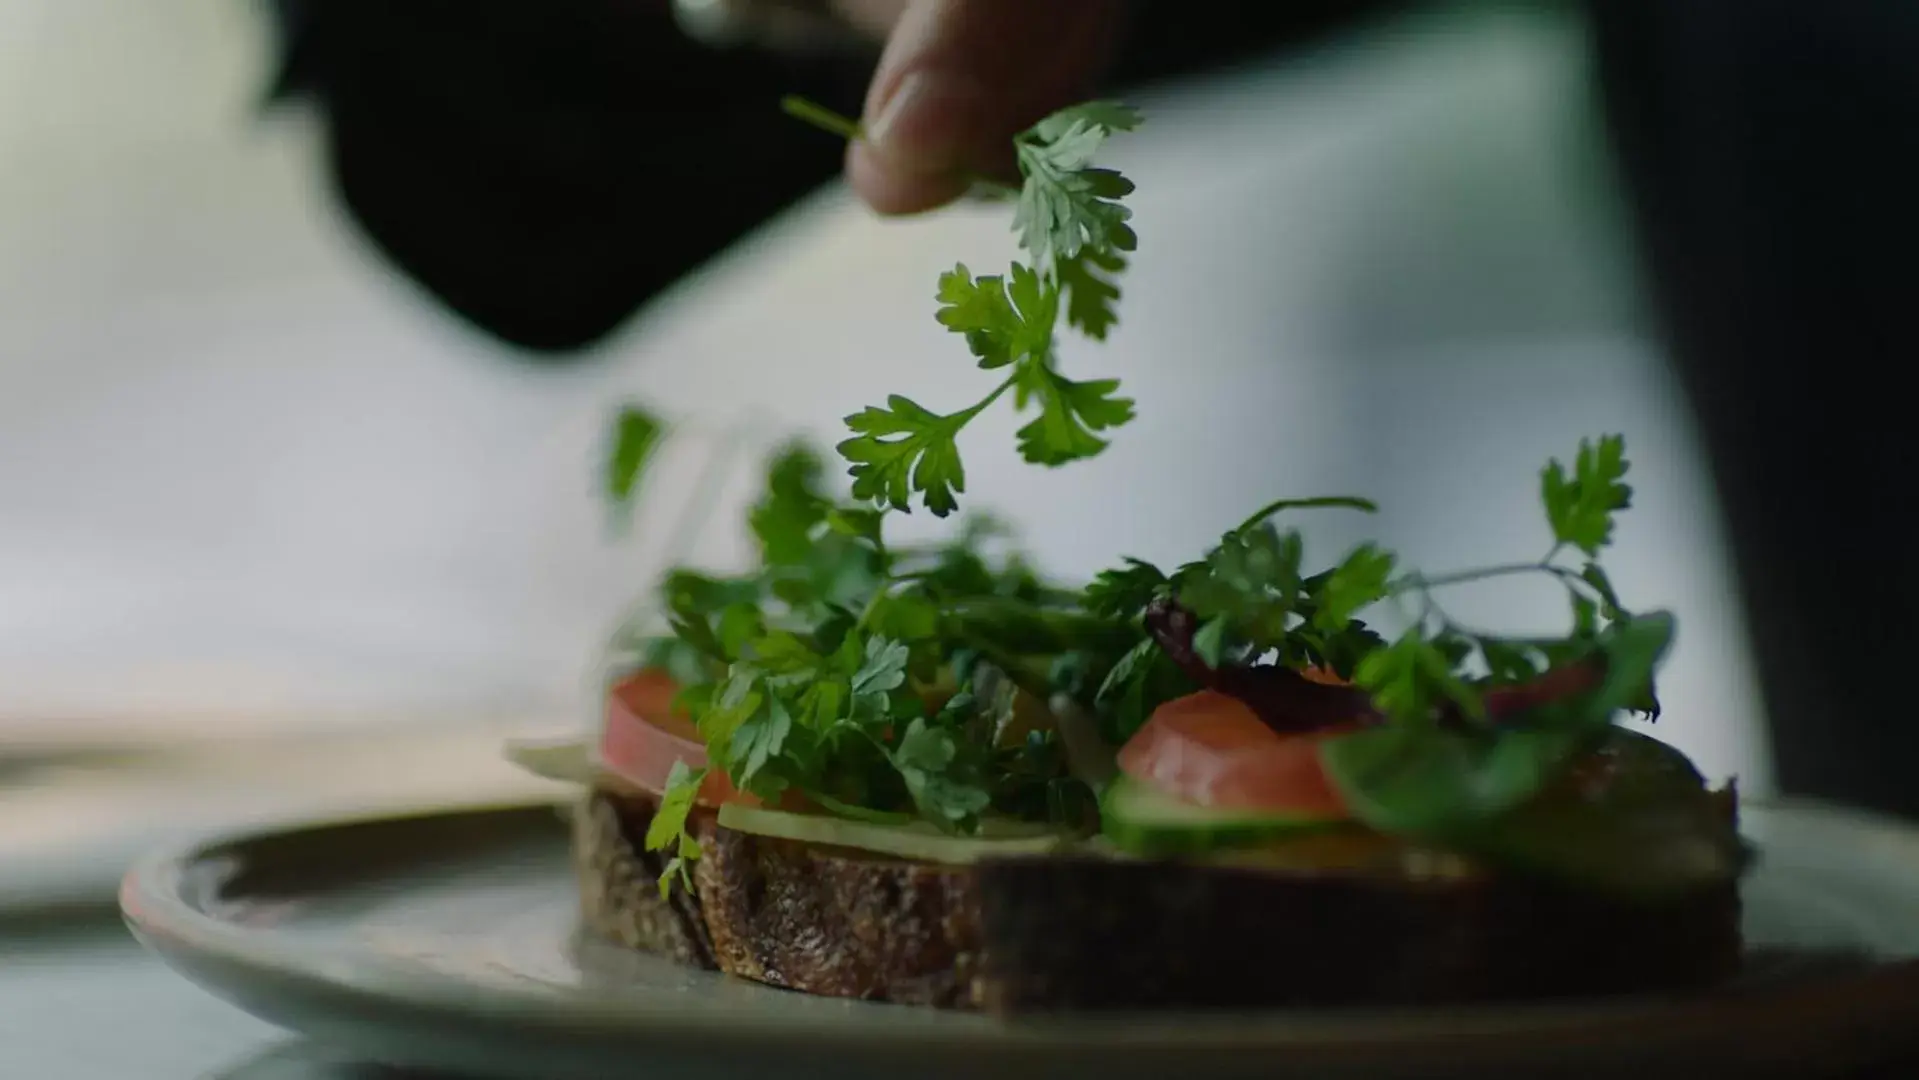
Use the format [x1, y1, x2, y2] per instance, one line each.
[1400, 560, 1560, 592]
[960, 375, 1018, 423]
[1231, 495, 1378, 539]
[854, 588, 888, 633]
[781, 95, 1020, 201]
[661, 416, 759, 572]
[781, 95, 864, 141]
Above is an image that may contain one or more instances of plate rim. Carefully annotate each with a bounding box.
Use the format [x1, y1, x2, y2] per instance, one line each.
[119, 796, 1919, 1070]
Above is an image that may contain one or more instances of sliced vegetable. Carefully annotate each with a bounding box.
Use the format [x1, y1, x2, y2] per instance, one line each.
[1115, 690, 1356, 815]
[1142, 598, 1380, 733]
[716, 803, 1068, 864]
[601, 668, 751, 806]
[502, 734, 595, 785]
[1099, 773, 1340, 856]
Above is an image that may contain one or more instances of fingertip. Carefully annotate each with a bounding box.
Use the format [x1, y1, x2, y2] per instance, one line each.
[846, 140, 971, 217]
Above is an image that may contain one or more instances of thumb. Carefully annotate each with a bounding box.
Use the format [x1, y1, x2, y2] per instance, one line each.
[847, 0, 1126, 215]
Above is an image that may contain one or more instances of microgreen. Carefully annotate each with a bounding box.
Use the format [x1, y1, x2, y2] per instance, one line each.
[605, 405, 664, 512]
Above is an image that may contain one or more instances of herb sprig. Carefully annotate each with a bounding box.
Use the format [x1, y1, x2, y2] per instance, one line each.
[784, 97, 1143, 518]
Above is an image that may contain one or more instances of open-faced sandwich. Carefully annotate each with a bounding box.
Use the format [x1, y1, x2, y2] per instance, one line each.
[511, 98, 1749, 1014]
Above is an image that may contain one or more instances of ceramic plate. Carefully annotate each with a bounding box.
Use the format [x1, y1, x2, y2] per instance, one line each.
[122, 800, 1919, 1080]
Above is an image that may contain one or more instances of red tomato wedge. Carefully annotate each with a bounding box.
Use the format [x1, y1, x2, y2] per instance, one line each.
[1116, 689, 1355, 815]
[600, 668, 754, 807]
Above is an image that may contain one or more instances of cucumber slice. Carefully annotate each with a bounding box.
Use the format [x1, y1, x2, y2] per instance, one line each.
[716, 803, 1069, 864]
[502, 734, 595, 786]
[1100, 773, 1345, 856]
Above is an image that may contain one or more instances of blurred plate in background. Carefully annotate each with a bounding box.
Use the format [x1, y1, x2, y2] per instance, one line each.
[0, 721, 567, 914]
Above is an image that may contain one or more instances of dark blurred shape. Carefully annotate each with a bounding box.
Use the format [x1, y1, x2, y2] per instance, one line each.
[263, 0, 1395, 357]
[1589, 0, 1919, 820]
[264, 0, 867, 356]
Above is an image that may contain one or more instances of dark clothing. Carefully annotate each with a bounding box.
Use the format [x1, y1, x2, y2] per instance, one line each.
[262, 0, 1393, 354]
[1589, 1, 1919, 821]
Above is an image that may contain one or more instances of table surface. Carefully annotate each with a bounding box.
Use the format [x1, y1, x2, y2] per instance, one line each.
[0, 724, 571, 1079]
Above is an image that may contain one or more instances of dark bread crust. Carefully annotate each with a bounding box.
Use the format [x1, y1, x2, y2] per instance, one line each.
[573, 788, 1743, 1013]
[694, 824, 982, 1007]
[570, 792, 714, 968]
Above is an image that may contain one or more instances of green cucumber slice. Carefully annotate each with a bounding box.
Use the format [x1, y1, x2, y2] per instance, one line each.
[716, 803, 1069, 864]
[1099, 773, 1345, 856]
[501, 734, 595, 786]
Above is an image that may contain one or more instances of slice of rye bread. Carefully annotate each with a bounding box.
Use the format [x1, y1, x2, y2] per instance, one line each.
[571, 792, 714, 968]
[572, 788, 1744, 1012]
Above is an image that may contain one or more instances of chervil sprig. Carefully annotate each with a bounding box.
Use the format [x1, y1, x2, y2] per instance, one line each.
[1355, 434, 1651, 724]
[1011, 102, 1143, 267]
[784, 96, 1144, 517]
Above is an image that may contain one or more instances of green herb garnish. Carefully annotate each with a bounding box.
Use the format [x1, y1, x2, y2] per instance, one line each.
[785, 97, 1142, 518]
[598, 98, 1737, 902]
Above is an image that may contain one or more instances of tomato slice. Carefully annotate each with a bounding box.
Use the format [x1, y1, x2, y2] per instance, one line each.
[1116, 690, 1354, 815]
[600, 668, 753, 807]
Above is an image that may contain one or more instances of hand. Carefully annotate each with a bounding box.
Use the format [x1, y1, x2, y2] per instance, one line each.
[844, 0, 1127, 214]
[676, 0, 1126, 214]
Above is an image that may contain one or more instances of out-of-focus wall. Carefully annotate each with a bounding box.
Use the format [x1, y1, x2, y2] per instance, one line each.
[0, 2, 1769, 790]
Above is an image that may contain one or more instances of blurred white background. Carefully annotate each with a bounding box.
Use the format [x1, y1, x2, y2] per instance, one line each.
[0, 1, 1768, 789]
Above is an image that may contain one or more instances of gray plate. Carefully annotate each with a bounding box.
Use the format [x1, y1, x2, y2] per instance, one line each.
[122, 800, 1919, 1080]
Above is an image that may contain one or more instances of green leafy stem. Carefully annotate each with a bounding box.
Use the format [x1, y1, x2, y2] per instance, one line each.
[784, 96, 1146, 518]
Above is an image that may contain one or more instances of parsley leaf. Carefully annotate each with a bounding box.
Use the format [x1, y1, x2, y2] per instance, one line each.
[935, 263, 1057, 370]
[892, 717, 993, 828]
[605, 405, 664, 510]
[1351, 629, 1484, 727]
[730, 692, 793, 788]
[1580, 562, 1630, 620]
[1084, 558, 1168, 620]
[1056, 248, 1126, 340]
[1012, 362, 1135, 466]
[851, 635, 911, 702]
[1093, 635, 1201, 741]
[838, 394, 982, 517]
[825, 505, 886, 550]
[1541, 433, 1633, 556]
[1311, 619, 1389, 681]
[1176, 523, 1305, 652]
[749, 442, 829, 565]
[698, 666, 767, 764]
[644, 760, 705, 897]
[1013, 102, 1144, 266]
[1030, 101, 1146, 145]
[1312, 543, 1397, 632]
[792, 95, 1143, 520]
